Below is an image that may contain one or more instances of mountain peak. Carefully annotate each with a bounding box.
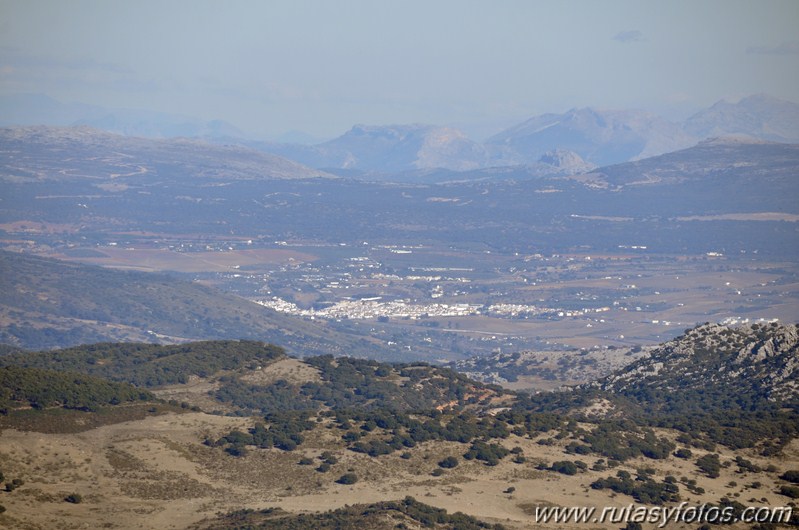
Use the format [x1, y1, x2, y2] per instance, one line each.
[684, 94, 799, 143]
[345, 123, 433, 139]
[485, 107, 693, 167]
[536, 148, 595, 172]
[264, 123, 488, 173]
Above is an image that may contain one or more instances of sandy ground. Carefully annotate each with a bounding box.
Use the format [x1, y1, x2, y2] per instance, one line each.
[0, 411, 796, 529]
[239, 357, 323, 386]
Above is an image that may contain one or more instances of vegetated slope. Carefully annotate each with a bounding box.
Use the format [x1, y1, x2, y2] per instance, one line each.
[0, 340, 503, 415]
[595, 321, 799, 404]
[450, 346, 647, 389]
[2, 328, 799, 529]
[0, 251, 384, 356]
[580, 321, 799, 450]
[190, 497, 505, 530]
[205, 325, 799, 504]
[0, 339, 522, 465]
[221, 354, 503, 414]
[0, 365, 153, 413]
[0, 344, 24, 356]
[0, 340, 286, 387]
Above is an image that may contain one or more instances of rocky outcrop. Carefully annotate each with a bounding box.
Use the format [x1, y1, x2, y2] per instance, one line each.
[592, 322, 799, 403]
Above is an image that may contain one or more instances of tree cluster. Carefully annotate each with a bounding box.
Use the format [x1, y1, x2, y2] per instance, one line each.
[0, 365, 152, 413]
[0, 340, 285, 388]
[591, 470, 680, 505]
[214, 411, 316, 455]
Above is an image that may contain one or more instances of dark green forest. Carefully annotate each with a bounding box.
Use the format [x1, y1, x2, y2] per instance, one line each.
[190, 496, 505, 530]
[0, 365, 152, 413]
[0, 340, 286, 387]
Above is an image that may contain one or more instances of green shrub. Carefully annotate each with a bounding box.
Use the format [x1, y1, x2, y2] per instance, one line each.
[696, 454, 721, 478]
[64, 493, 83, 504]
[336, 473, 358, 485]
[438, 456, 458, 469]
[780, 470, 799, 484]
[779, 485, 799, 499]
[550, 461, 578, 475]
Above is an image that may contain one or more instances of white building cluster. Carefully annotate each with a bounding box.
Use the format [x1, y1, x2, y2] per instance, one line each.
[255, 297, 481, 320]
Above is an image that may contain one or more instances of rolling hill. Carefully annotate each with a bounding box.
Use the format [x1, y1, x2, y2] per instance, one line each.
[0, 125, 333, 184]
[576, 136, 799, 193]
[0, 93, 246, 139]
[0, 324, 798, 528]
[0, 250, 394, 357]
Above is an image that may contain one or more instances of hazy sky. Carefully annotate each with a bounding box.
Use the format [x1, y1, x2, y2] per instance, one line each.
[1, 0, 798, 139]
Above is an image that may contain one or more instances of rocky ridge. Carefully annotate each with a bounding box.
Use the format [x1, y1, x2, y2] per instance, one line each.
[593, 322, 799, 403]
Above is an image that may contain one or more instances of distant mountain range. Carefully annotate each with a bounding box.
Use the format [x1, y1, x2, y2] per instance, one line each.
[244, 110, 691, 174]
[0, 125, 333, 182]
[484, 107, 696, 167]
[265, 124, 490, 173]
[287, 94, 795, 173]
[3, 93, 798, 177]
[0, 93, 246, 139]
[257, 125, 601, 179]
[1, 127, 797, 258]
[684, 93, 799, 143]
